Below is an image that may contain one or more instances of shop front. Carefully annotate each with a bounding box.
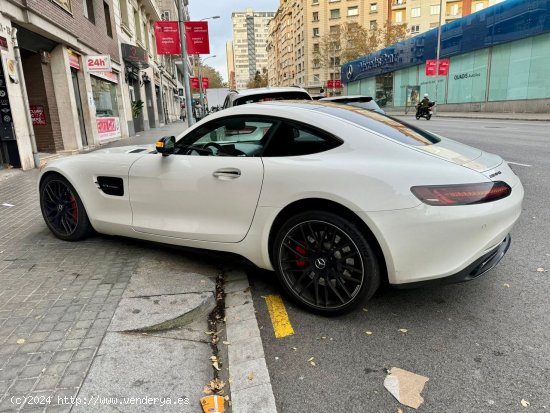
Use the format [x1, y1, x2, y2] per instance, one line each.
[91, 71, 121, 143]
[121, 43, 149, 135]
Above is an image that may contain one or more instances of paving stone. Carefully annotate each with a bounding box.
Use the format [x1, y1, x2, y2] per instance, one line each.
[11, 377, 37, 393]
[34, 375, 60, 391]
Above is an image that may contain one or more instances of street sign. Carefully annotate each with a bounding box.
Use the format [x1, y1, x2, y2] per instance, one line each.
[190, 77, 209, 89]
[327, 80, 342, 88]
[154, 21, 181, 55]
[86, 55, 111, 72]
[425, 59, 450, 76]
[184, 22, 210, 54]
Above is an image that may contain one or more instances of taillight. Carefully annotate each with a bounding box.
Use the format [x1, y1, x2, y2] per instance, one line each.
[411, 181, 511, 206]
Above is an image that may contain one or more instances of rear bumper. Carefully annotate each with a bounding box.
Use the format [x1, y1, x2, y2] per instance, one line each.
[393, 234, 511, 289]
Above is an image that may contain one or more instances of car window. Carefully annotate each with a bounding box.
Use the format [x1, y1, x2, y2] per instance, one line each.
[262, 122, 342, 157]
[234, 91, 312, 106]
[175, 117, 278, 157]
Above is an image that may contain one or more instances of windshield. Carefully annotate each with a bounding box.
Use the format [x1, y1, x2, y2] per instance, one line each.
[234, 91, 312, 105]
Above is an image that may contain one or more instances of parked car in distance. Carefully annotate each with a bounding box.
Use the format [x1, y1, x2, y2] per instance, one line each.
[320, 95, 385, 114]
[222, 87, 312, 109]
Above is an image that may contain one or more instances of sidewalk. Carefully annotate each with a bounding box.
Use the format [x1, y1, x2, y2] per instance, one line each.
[0, 168, 228, 412]
[385, 110, 550, 121]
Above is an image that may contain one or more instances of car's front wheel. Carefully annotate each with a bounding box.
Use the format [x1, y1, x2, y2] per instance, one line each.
[40, 173, 93, 241]
[273, 211, 381, 316]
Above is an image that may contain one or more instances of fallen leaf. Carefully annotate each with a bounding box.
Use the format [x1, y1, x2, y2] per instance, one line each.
[222, 341, 231, 345]
[224, 395, 230, 401]
[365, 331, 373, 335]
[212, 361, 221, 371]
[536, 267, 546, 272]
[247, 372, 255, 381]
[310, 361, 316, 366]
[209, 378, 225, 391]
[503, 283, 510, 288]
[397, 409, 403, 413]
[203, 385, 212, 394]
[291, 347, 297, 351]
[16, 338, 25, 344]
[521, 399, 530, 407]
[398, 329, 408, 333]
[307, 357, 314, 362]
[321, 336, 326, 339]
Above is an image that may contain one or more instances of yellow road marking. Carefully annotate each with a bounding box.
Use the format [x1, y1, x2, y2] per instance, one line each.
[263, 295, 294, 338]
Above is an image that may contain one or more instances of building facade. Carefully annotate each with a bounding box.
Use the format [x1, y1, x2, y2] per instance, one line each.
[388, 0, 505, 35]
[1, 0, 123, 170]
[342, 0, 550, 113]
[267, 0, 391, 95]
[230, 9, 275, 90]
[0, 0, 187, 171]
[226, 40, 236, 90]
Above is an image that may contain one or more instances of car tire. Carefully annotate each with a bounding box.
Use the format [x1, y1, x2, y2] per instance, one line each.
[39, 173, 93, 241]
[273, 211, 381, 316]
[416, 114, 421, 120]
[426, 114, 432, 120]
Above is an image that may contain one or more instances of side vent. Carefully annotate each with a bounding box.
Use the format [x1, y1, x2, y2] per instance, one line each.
[96, 177, 124, 196]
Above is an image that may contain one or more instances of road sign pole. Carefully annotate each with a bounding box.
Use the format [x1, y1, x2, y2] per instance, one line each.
[177, 0, 194, 125]
[434, 0, 443, 116]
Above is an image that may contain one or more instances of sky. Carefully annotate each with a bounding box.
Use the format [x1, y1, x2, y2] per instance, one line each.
[188, 0, 280, 83]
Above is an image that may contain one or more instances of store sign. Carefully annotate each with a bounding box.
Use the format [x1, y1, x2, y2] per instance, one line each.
[327, 80, 341, 89]
[30, 105, 46, 125]
[86, 55, 111, 72]
[190, 77, 208, 89]
[96, 117, 121, 141]
[68, 49, 80, 70]
[184, 22, 210, 55]
[154, 21, 181, 55]
[121, 43, 149, 69]
[92, 71, 119, 84]
[425, 59, 450, 76]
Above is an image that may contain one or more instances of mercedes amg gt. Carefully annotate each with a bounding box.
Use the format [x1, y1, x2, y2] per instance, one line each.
[39, 101, 523, 315]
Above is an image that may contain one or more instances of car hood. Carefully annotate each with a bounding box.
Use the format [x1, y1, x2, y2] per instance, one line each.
[92, 144, 156, 154]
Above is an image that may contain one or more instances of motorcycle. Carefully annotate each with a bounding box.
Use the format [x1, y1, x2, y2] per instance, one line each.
[415, 101, 435, 120]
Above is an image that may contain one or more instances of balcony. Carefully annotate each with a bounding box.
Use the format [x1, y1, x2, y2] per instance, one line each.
[392, 0, 406, 9]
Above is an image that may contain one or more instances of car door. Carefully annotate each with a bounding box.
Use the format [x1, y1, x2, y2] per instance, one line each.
[128, 116, 277, 243]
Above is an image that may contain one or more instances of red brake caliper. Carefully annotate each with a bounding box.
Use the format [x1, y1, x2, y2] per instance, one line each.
[69, 195, 78, 224]
[296, 242, 307, 267]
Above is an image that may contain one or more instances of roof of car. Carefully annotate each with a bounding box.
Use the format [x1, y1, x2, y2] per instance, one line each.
[230, 87, 310, 98]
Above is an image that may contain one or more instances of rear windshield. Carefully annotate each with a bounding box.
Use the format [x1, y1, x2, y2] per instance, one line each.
[317, 105, 440, 146]
[234, 91, 312, 105]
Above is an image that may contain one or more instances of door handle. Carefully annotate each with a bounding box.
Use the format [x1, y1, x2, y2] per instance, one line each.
[212, 168, 241, 180]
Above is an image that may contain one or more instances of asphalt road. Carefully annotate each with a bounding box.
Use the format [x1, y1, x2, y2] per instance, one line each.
[247, 116, 550, 413]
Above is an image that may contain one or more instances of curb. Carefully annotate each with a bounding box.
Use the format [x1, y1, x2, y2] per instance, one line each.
[225, 270, 277, 413]
[387, 112, 550, 121]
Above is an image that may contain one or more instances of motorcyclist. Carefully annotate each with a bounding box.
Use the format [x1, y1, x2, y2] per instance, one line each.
[420, 94, 430, 115]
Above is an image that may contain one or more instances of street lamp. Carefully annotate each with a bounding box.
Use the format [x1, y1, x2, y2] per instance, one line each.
[200, 16, 220, 21]
[199, 55, 216, 117]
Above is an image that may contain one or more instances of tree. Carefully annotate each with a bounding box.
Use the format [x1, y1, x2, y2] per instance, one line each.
[313, 22, 408, 75]
[246, 67, 269, 88]
[192, 64, 225, 93]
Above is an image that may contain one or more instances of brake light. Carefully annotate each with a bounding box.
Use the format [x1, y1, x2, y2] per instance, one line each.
[411, 181, 511, 206]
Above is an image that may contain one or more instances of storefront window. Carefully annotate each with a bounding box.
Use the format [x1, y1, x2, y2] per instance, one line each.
[359, 78, 376, 97]
[447, 49, 488, 103]
[393, 66, 418, 107]
[375, 73, 393, 107]
[418, 65, 446, 104]
[489, 32, 550, 101]
[91, 75, 121, 142]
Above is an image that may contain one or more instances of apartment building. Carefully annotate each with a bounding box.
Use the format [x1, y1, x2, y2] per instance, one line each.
[226, 41, 236, 90]
[267, 0, 390, 95]
[389, 0, 506, 35]
[231, 9, 275, 90]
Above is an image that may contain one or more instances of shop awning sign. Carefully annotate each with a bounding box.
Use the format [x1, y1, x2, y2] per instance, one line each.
[190, 77, 208, 89]
[86, 55, 111, 72]
[154, 21, 181, 55]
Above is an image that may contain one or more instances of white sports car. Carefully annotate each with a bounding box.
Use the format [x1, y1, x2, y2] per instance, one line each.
[39, 102, 523, 315]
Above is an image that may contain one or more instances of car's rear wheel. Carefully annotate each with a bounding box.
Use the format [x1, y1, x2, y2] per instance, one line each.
[273, 211, 380, 316]
[40, 174, 93, 241]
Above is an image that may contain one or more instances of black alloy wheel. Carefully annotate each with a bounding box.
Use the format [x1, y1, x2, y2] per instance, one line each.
[274, 211, 380, 315]
[40, 174, 93, 241]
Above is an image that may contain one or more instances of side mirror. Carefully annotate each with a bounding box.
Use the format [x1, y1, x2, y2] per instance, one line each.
[156, 136, 175, 156]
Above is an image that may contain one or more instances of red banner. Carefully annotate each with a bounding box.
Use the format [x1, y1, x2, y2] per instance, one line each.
[30, 105, 46, 126]
[184, 21, 210, 55]
[190, 77, 209, 89]
[426, 59, 450, 76]
[154, 21, 181, 55]
[327, 80, 342, 88]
